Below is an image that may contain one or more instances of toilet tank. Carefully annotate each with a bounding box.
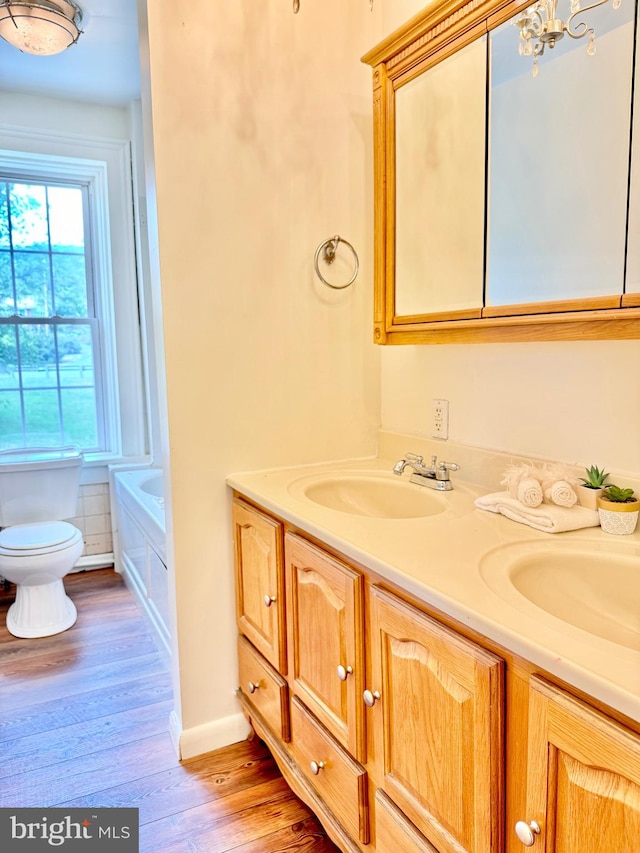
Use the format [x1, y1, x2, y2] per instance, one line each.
[0, 446, 83, 526]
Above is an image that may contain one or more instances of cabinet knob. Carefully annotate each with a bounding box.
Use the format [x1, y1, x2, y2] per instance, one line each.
[363, 689, 381, 707]
[247, 681, 260, 694]
[263, 594, 276, 607]
[515, 820, 540, 847]
[310, 760, 325, 775]
[337, 664, 353, 681]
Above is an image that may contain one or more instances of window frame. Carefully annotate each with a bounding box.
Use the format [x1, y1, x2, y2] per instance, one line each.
[0, 130, 148, 467]
[1, 176, 106, 451]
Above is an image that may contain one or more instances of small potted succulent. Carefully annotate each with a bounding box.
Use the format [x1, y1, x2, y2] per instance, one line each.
[576, 465, 610, 510]
[597, 485, 640, 535]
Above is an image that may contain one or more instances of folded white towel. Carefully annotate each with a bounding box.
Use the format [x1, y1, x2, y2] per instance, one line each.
[475, 491, 600, 533]
[517, 477, 543, 508]
[544, 479, 577, 508]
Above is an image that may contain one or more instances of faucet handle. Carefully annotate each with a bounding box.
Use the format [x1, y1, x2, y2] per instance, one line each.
[405, 452, 424, 465]
[435, 460, 460, 482]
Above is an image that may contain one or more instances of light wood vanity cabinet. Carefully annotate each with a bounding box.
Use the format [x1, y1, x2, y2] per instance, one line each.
[232, 495, 640, 853]
[520, 676, 640, 852]
[367, 587, 504, 853]
[285, 532, 366, 762]
[233, 500, 286, 673]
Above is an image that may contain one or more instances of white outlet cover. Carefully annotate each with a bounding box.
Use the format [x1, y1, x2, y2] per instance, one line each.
[432, 399, 449, 440]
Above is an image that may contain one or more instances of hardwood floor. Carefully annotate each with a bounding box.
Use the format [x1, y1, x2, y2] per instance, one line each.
[0, 569, 338, 852]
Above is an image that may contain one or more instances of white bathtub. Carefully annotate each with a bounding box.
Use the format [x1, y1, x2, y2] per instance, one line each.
[114, 469, 165, 540]
[111, 467, 170, 656]
[139, 472, 164, 500]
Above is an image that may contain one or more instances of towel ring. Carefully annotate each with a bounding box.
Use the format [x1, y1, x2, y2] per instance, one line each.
[314, 235, 359, 290]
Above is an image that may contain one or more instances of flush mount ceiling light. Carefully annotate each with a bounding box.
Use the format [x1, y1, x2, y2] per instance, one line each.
[515, 0, 621, 76]
[0, 0, 83, 56]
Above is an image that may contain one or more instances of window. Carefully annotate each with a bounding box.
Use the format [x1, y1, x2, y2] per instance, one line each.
[0, 178, 104, 450]
[0, 136, 148, 464]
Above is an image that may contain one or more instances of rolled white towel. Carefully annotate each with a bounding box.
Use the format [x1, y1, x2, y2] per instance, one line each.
[501, 464, 541, 499]
[544, 479, 577, 508]
[517, 477, 543, 508]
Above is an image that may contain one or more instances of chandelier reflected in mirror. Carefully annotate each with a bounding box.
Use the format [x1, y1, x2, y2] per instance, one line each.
[0, 0, 82, 56]
[515, 0, 622, 76]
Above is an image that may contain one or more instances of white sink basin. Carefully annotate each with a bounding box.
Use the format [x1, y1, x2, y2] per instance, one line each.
[480, 540, 640, 650]
[289, 471, 449, 519]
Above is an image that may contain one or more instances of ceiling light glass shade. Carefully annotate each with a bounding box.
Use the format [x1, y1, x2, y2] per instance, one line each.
[0, 1, 83, 55]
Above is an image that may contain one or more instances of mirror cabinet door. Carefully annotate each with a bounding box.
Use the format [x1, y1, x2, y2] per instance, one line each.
[395, 36, 486, 319]
[487, 3, 635, 310]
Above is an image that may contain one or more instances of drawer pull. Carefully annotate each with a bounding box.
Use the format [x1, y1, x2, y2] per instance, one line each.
[247, 681, 260, 694]
[363, 689, 381, 707]
[310, 760, 325, 775]
[515, 820, 540, 847]
[337, 664, 353, 681]
[263, 594, 276, 607]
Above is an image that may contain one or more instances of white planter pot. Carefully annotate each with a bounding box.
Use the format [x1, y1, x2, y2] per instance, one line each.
[597, 499, 640, 535]
[576, 485, 603, 510]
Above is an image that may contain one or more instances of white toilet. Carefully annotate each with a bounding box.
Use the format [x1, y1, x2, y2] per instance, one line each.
[0, 447, 84, 639]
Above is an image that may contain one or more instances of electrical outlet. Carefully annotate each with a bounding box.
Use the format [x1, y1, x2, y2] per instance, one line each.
[432, 399, 449, 440]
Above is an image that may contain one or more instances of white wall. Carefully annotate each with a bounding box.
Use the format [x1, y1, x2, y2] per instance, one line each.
[381, 0, 432, 33]
[142, 0, 381, 755]
[381, 341, 640, 475]
[0, 92, 130, 138]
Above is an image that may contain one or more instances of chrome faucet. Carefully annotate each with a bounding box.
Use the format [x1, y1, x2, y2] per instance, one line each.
[393, 453, 460, 491]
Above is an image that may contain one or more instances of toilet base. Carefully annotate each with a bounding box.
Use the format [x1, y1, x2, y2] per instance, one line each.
[6, 579, 77, 638]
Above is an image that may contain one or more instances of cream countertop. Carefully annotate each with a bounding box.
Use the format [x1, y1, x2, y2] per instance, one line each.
[227, 437, 640, 724]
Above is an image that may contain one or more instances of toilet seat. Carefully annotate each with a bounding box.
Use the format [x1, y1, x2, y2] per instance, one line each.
[0, 521, 80, 556]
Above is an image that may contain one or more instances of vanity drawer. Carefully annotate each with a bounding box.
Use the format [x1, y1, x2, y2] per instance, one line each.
[238, 635, 290, 741]
[375, 790, 439, 853]
[290, 696, 369, 844]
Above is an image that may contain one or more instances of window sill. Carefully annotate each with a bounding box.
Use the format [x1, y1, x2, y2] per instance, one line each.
[81, 453, 153, 485]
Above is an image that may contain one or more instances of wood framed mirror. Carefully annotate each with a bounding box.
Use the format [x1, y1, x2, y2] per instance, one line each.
[362, 0, 640, 344]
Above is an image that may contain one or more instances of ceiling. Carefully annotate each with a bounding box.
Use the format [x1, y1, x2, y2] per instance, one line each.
[0, 0, 141, 107]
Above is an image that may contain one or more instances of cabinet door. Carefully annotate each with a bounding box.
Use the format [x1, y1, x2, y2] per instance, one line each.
[233, 499, 286, 673]
[368, 587, 504, 853]
[285, 533, 365, 762]
[519, 676, 640, 853]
